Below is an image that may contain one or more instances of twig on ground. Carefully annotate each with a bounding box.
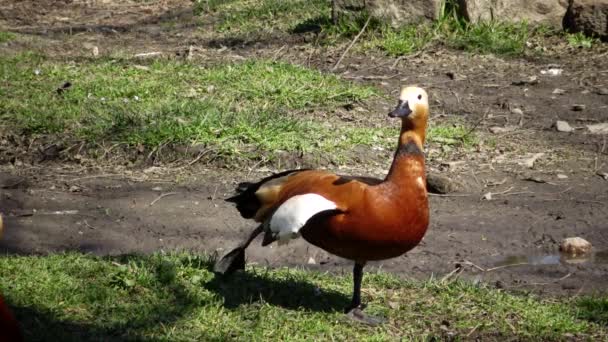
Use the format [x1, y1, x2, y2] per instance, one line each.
[70, 174, 121, 182]
[594, 135, 606, 173]
[462, 260, 486, 272]
[440, 266, 463, 283]
[466, 323, 482, 338]
[150, 192, 178, 206]
[173, 148, 213, 170]
[272, 45, 287, 61]
[331, 16, 371, 71]
[485, 262, 528, 272]
[514, 273, 573, 287]
[210, 185, 219, 202]
[84, 220, 97, 230]
[429, 193, 472, 197]
[343, 74, 401, 80]
[481, 186, 514, 200]
[391, 55, 404, 69]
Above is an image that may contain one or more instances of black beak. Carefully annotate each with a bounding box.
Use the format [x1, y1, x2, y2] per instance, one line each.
[388, 100, 412, 118]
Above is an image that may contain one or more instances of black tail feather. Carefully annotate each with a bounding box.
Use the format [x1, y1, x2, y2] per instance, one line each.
[214, 247, 246, 275]
[225, 169, 310, 219]
[214, 224, 264, 276]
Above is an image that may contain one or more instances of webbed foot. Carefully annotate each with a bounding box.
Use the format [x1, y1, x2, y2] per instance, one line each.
[345, 306, 387, 326]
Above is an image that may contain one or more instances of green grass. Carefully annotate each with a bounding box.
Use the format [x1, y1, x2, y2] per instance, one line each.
[0, 252, 606, 341]
[566, 32, 598, 49]
[194, 0, 329, 35]
[0, 31, 15, 43]
[0, 52, 477, 163]
[361, 4, 530, 56]
[0, 53, 382, 160]
[195, 0, 564, 57]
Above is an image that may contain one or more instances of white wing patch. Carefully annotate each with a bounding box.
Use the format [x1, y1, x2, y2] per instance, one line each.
[268, 194, 337, 244]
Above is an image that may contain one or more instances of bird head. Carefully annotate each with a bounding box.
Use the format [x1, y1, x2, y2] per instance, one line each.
[388, 86, 429, 122]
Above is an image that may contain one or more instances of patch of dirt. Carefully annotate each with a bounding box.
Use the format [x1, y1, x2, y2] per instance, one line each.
[1, 0, 608, 298]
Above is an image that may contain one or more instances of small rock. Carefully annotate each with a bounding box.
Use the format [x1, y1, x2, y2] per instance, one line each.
[134, 51, 162, 58]
[587, 123, 608, 134]
[482, 192, 493, 201]
[143, 166, 163, 174]
[597, 171, 608, 180]
[511, 108, 524, 116]
[554, 120, 574, 132]
[596, 88, 608, 96]
[523, 176, 547, 183]
[552, 88, 566, 95]
[69, 185, 82, 193]
[540, 68, 563, 76]
[489, 125, 517, 134]
[426, 173, 462, 194]
[512, 75, 538, 86]
[441, 161, 465, 169]
[307, 257, 316, 264]
[557, 174, 568, 179]
[560, 237, 592, 256]
[92, 46, 99, 57]
[571, 104, 586, 111]
[519, 153, 545, 169]
[152, 186, 163, 191]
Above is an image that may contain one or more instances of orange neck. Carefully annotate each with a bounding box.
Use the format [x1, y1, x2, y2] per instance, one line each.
[399, 118, 426, 147]
[385, 118, 426, 184]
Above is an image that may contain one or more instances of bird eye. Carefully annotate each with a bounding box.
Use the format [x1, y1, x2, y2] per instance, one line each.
[417, 94, 422, 100]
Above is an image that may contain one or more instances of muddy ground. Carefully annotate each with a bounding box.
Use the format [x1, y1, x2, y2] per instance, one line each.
[1, 0, 608, 297]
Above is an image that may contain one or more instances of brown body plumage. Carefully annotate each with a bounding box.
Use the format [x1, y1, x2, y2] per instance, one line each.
[216, 86, 430, 323]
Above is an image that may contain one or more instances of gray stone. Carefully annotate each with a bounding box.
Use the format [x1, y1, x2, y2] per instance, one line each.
[564, 0, 608, 40]
[457, 0, 569, 28]
[571, 104, 586, 111]
[587, 123, 608, 134]
[426, 173, 463, 194]
[555, 120, 574, 132]
[335, 0, 443, 26]
[560, 237, 592, 256]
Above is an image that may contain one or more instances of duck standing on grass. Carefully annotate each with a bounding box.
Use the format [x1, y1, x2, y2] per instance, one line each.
[215, 86, 430, 324]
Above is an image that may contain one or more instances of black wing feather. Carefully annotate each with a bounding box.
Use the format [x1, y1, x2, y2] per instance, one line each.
[226, 168, 310, 219]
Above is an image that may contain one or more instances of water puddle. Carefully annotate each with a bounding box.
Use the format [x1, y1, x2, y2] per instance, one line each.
[493, 250, 608, 268]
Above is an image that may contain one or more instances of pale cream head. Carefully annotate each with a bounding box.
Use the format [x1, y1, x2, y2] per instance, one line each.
[389, 86, 428, 119]
[399, 86, 428, 118]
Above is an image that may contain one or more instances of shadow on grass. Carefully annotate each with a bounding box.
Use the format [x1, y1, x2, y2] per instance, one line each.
[205, 267, 351, 313]
[575, 296, 608, 325]
[290, 15, 331, 34]
[4, 254, 203, 341]
[3, 253, 351, 340]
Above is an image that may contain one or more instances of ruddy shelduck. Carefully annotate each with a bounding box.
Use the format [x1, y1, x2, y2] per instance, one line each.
[216, 86, 430, 323]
